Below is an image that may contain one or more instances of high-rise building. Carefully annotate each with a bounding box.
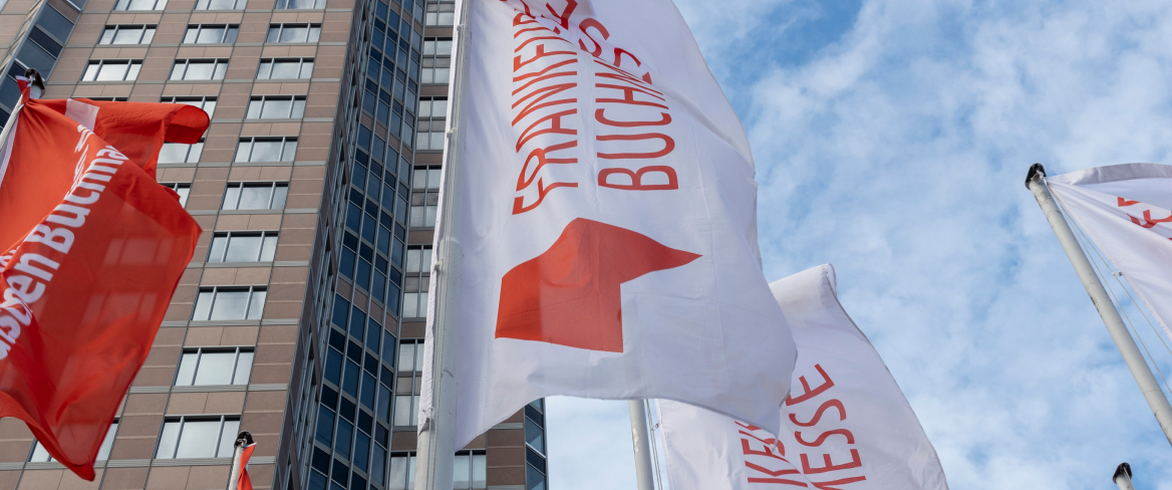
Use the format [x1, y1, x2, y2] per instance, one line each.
[0, 0, 549, 489]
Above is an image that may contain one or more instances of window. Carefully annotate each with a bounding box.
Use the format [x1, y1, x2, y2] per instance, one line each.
[394, 341, 423, 426]
[275, 0, 324, 9]
[235, 138, 297, 163]
[114, 0, 166, 10]
[414, 98, 447, 150]
[246, 96, 306, 119]
[155, 416, 239, 459]
[402, 247, 431, 318]
[525, 401, 545, 455]
[158, 141, 204, 164]
[183, 25, 239, 44]
[387, 454, 416, 490]
[162, 96, 217, 118]
[256, 58, 314, 79]
[222, 182, 289, 209]
[208, 232, 278, 262]
[425, 1, 455, 26]
[99, 25, 156, 44]
[174, 347, 254, 385]
[421, 39, 451, 84]
[453, 452, 487, 490]
[267, 23, 320, 43]
[83, 96, 129, 102]
[30, 422, 118, 462]
[195, 0, 245, 8]
[192, 287, 266, 321]
[162, 182, 191, 206]
[82, 60, 142, 81]
[170, 59, 229, 80]
[409, 167, 441, 227]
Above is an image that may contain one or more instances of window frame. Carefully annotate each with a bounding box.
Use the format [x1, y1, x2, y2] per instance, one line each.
[274, 0, 325, 9]
[29, 421, 119, 462]
[173, 346, 255, 386]
[191, 286, 267, 321]
[170, 58, 229, 81]
[161, 182, 191, 207]
[234, 138, 298, 163]
[246, 95, 307, 120]
[182, 24, 240, 44]
[99, 24, 156, 45]
[113, 0, 167, 10]
[194, 0, 246, 8]
[256, 58, 314, 80]
[266, 23, 321, 43]
[158, 140, 205, 164]
[161, 96, 217, 118]
[207, 231, 279, 263]
[154, 416, 240, 459]
[81, 60, 142, 81]
[221, 181, 290, 210]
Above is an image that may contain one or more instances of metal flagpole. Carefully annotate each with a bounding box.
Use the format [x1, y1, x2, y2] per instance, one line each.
[0, 69, 44, 153]
[1027, 163, 1172, 446]
[226, 431, 253, 490]
[413, 0, 472, 487]
[628, 400, 656, 490]
[1113, 463, 1135, 490]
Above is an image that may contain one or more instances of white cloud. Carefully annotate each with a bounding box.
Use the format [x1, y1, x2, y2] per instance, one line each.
[547, 0, 1172, 489]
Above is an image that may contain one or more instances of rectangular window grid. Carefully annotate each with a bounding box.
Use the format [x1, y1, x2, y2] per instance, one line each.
[183, 24, 239, 44]
[235, 138, 297, 163]
[208, 231, 278, 262]
[195, 0, 245, 8]
[256, 58, 314, 79]
[267, 23, 321, 43]
[162, 96, 217, 118]
[29, 422, 117, 462]
[170, 59, 229, 80]
[425, 1, 454, 26]
[155, 416, 239, 459]
[222, 182, 289, 209]
[114, 0, 166, 10]
[246, 95, 306, 119]
[409, 167, 441, 228]
[192, 286, 266, 321]
[393, 341, 424, 426]
[99, 25, 156, 44]
[421, 39, 451, 84]
[158, 141, 204, 164]
[401, 246, 431, 318]
[174, 347, 254, 386]
[82, 60, 142, 81]
[414, 98, 446, 150]
[161, 182, 191, 207]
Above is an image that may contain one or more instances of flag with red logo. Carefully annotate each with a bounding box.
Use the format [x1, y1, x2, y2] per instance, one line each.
[0, 84, 202, 480]
[0, 85, 207, 251]
[421, 0, 797, 447]
[658, 265, 949, 490]
[1046, 163, 1172, 342]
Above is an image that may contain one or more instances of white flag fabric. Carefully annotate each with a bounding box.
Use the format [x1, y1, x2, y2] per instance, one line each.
[658, 264, 949, 490]
[1047, 163, 1172, 341]
[421, 0, 797, 447]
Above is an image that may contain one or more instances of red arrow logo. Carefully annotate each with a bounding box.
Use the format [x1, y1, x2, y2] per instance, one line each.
[495, 218, 701, 352]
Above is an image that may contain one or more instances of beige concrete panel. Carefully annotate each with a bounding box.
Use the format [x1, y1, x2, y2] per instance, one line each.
[99, 84, 134, 96]
[235, 267, 272, 285]
[246, 364, 289, 384]
[200, 268, 238, 285]
[260, 300, 300, 319]
[59, 469, 103, 490]
[124, 394, 169, 416]
[0, 441, 31, 463]
[247, 214, 283, 230]
[142, 345, 181, 370]
[99, 467, 149, 490]
[130, 82, 166, 101]
[185, 465, 230, 490]
[145, 466, 191, 490]
[260, 166, 295, 181]
[242, 391, 286, 413]
[17, 469, 64, 490]
[487, 466, 526, 487]
[258, 324, 297, 344]
[163, 293, 196, 321]
[203, 392, 246, 414]
[166, 393, 209, 414]
[132, 366, 177, 387]
[185, 327, 226, 346]
[159, 167, 198, 182]
[215, 215, 250, 231]
[239, 122, 274, 136]
[0, 472, 18, 490]
[265, 282, 304, 303]
[220, 326, 259, 346]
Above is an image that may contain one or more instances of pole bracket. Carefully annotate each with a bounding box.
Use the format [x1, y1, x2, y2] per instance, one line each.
[1025, 163, 1046, 189]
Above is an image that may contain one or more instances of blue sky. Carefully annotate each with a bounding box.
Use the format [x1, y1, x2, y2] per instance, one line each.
[547, 1, 1172, 489]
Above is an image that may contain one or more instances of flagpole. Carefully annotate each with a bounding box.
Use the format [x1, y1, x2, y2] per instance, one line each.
[226, 431, 252, 490]
[1113, 463, 1135, 490]
[628, 400, 656, 490]
[413, 0, 472, 488]
[1027, 163, 1172, 446]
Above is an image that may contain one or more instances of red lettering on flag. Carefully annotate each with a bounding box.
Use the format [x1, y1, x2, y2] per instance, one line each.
[495, 218, 700, 352]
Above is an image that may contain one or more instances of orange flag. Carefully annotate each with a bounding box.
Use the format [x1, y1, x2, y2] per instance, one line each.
[0, 82, 207, 251]
[0, 80, 202, 480]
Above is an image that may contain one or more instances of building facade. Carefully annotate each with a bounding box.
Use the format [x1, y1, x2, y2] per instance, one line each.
[0, 0, 549, 488]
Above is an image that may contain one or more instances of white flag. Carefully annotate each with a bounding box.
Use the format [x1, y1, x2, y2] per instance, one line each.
[658, 265, 949, 490]
[1047, 163, 1172, 341]
[422, 0, 797, 447]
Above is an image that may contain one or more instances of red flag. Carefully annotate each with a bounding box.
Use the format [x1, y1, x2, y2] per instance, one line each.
[236, 442, 257, 490]
[0, 79, 207, 251]
[0, 90, 201, 480]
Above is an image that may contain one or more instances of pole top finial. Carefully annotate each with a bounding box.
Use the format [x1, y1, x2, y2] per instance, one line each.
[1025, 163, 1046, 189]
[235, 431, 254, 448]
[1113, 462, 1132, 483]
